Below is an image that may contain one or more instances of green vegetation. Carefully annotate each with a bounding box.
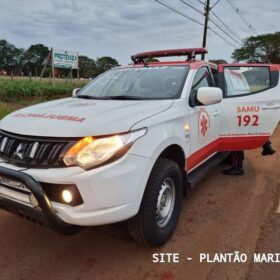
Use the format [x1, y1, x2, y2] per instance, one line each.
[232, 32, 280, 63]
[0, 106, 14, 119]
[0, 77, 88, 118]
[0, 39, 119, 78]
[0, 78, 88, 103]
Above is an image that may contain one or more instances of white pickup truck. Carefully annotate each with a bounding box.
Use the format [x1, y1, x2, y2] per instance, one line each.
[0, 48, 279, 245]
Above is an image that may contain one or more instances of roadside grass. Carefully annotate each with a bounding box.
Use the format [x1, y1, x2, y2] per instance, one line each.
[0, 99, 29, 119]
[0, 75, 90, 83]
[0, 77, 88, 103]
[0, 106, 15, 119]
[0, 76, 90, 119]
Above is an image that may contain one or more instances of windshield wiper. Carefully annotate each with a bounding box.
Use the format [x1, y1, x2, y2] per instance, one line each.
[76, 95, 144, 100]
[76, 95, 107, 100]
[106, 95, 144, 100]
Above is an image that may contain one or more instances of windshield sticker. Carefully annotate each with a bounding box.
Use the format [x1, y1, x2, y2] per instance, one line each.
[58, 100, 96, 107]
[69, 102, 97, 107]
[13, 113, 85, 123]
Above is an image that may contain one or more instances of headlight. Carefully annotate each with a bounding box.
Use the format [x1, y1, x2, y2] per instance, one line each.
[63, 128, 147, 170]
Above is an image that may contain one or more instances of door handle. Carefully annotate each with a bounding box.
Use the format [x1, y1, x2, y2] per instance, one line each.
[213, 110, 221, 116]
[262, 104, 280, 110]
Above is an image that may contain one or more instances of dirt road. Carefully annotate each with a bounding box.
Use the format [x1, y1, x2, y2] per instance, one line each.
[1, 128, 280, 280]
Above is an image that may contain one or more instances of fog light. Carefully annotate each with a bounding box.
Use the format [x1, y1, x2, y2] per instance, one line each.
[62, 190, 73, 203]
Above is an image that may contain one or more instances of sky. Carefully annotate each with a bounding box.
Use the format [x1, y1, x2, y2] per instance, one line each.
[0, 0, 279, 64]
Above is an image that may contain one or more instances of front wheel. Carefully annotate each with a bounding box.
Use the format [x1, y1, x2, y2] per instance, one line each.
[128, 158, 183, 246]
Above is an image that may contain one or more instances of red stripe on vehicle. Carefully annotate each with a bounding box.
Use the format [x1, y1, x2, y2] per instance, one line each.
[186, 135, 269, 171]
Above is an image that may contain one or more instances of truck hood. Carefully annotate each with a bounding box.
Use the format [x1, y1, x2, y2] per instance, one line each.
[0, 98, 173, 137]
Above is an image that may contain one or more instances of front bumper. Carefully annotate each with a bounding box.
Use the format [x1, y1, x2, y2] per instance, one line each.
[0, 153, 154, 230]
[0, 166, 80, 235]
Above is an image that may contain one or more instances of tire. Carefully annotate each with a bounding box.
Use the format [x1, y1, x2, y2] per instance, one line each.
[128, 158, 183, 246]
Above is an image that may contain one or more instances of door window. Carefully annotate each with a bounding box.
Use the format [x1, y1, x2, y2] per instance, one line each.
[192, 67, 214, 90]
[190, 67, 214, 106]
[224, 66, 270, 97]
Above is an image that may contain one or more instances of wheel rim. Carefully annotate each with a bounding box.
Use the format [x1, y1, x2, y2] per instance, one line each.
[156, 177, 176, 227]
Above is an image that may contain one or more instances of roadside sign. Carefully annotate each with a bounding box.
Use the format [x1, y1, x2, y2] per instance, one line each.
[52, 48, 79, 69]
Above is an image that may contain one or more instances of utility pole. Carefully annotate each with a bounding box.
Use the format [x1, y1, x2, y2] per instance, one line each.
[201, 0, 210, 60]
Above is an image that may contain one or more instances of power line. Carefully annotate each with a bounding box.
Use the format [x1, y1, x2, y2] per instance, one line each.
[154, 0, 204, 27]
[180, 0, 242, 46]
[195, 0, 205, 5]
[208, 26, 238, 48]
[211, 0, 221, 9]
[153, 0, 238, 48]
[196, 0, 256, 36]
[208, 16, 242, 45]
[210, 10, 243, 41]
[180, 0, 203, 15]
[226, 0, 257, 35]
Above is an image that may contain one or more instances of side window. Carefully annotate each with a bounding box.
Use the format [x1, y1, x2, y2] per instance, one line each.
[192, 67, 214, 91]
[224, 66, 270, 97]
[189, 67, 214, 106]
[212, 69, 219, 87]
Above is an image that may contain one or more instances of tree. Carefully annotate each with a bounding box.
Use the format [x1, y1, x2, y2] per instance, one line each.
[209, 59, 227, 65]
[232, 32, 280, 63]
[79, 55, 97, 78]
[0, 39, 24, 74]
[23, 44, 49, 76]
[95, 56, 119, 75]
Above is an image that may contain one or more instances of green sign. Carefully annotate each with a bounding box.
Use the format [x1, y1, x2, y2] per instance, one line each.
[52, 48, 79, 69]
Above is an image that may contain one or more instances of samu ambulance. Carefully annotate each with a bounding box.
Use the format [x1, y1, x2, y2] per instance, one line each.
[0, 48, 279, 245]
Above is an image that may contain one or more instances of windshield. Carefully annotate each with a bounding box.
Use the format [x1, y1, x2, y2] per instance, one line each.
[78, 66, 189, 100]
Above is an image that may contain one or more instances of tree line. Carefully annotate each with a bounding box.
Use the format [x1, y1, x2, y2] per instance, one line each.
[211, 32, 279, 64]
[0, 32, 279, 78]
[232, 32, 279, 64]
[0, 40, 119, 78]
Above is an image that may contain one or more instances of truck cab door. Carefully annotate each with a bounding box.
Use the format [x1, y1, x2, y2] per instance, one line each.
[188, 66, 222, 171]
[217, 64, 280, 151]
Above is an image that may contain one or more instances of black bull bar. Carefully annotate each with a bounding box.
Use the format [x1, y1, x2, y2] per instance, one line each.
[0, 166, 80, 235]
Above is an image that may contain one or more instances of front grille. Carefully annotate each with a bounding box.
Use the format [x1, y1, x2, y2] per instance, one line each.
[0, 130, 75, 168]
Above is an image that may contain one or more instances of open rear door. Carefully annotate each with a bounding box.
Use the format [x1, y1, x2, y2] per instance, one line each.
[217, 63, 280, 151]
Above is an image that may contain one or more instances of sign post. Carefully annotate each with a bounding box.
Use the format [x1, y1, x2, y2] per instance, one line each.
[77, 52, 80, 80]
[51, 48, 55, 85]
[40, 51, 51, 81]
[40, 48, 79, 83]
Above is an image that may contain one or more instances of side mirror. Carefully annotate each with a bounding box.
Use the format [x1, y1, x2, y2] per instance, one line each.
[72, 88, 81, 97]
[196, 87, 223, 106]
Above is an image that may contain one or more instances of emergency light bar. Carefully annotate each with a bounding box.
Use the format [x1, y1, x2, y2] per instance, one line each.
[131, 48, 207, 64]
